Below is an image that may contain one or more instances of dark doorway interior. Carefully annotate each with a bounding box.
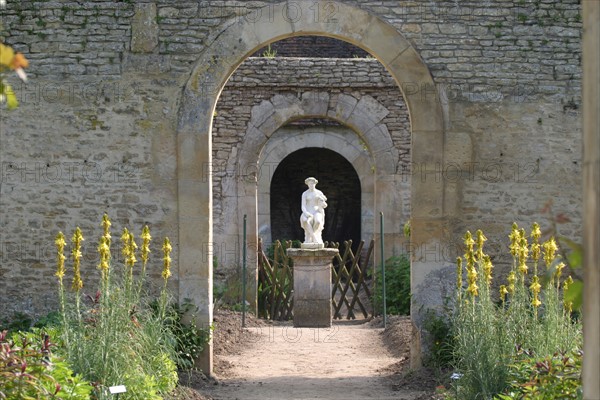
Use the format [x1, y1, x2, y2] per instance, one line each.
[270, 148, 361, 247]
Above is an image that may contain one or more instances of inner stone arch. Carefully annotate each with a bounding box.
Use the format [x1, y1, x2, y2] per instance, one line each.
[256, 125, 378, 249]
[269, 148, 361, 247]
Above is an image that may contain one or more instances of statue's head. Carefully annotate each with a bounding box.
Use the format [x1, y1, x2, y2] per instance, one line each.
[305, 177, 318, 186]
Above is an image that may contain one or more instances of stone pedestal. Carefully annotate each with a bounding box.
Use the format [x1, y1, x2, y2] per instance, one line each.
[287, 248, 339, 328]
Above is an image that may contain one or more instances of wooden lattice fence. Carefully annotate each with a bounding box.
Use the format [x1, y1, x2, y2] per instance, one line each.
[257, 239, 375, 321]
[329, 240, 374, 320]
[257, 239, 294, 321]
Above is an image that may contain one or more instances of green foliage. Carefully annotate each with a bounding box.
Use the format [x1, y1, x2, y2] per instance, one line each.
[374, 255, 411, 316]
[0, 311, 62, 336]
[0, 329, 93, 400]
[497, 350, 582, 399]
[262, 44, 277, 58]
[161, 301, 212, 371]
[34, 311, 62, 329]
[422, 309, 454, 368]
[559, 237, 583, 311]
[0, 312, 33, 334]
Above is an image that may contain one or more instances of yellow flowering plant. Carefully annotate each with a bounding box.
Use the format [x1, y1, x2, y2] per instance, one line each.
[53, 216, 179, 397]
[452, 223, 582, 399]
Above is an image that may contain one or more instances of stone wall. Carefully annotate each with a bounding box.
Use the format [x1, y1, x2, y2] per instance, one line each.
[1, 0, 581, 99]
[0, 0, 583, 324]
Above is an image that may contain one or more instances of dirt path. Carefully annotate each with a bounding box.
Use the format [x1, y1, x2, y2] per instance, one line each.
[203, 319, 432, 400]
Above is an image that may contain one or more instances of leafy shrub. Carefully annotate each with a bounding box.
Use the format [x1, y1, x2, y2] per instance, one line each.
[0, 329, 92, 400]
[499, 350, 582, 399]
[497, 349, 582, 399]
[374, 255, 411, 315]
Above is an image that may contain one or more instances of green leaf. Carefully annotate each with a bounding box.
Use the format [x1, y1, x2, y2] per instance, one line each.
[564, 280, 583, 311]
[559, 237, 583, 269]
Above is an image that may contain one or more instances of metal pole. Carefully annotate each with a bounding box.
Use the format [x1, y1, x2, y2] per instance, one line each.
[380, 212, 387, 328]
[242, 214, 247, 328]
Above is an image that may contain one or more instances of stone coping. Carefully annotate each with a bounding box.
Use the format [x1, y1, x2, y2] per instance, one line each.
[287, 248, 339, 258]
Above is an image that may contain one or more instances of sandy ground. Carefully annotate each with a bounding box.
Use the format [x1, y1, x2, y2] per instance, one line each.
[180, 310, 440, 400]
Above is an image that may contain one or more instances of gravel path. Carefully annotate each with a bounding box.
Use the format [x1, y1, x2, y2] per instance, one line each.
[203, 320, 431, 400]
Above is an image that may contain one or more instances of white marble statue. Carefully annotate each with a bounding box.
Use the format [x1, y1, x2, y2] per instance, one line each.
[300, 177, 327, 245]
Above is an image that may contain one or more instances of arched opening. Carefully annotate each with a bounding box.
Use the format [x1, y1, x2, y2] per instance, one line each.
[177, 1, 448, 373]
[269, 148, 361, 246]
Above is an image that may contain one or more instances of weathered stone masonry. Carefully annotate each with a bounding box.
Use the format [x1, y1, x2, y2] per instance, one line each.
[0, 0, 583, 370]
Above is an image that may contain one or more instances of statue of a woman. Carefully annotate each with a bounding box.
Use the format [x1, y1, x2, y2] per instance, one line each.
[300, 177, 327, 244]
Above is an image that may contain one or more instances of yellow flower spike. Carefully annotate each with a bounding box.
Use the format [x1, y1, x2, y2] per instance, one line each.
[531, 242, 541, 263]
[126, 231, 137, 268]
[507, 271, 516, 294]
[554, 262, 566, 287]
[466, 255, 478, 298]
[530, 274, 542, 311]
[467, 281, 479, 297]
[531, 222, 541, 241]
[543, 237, 559, 268]
[563, 276, 574, 313]
[456, 257, 463, 290]
[162, 238, 172, 280]
[102, 213, 112, 245]
[55, 232, 67, 280]
[518, 259, 528, 275]
[518, 230, 528, 254]
[475, 229, 487, 259]
[71, 227, 84, 291]
[518, 231, 529, 276]
[121, 228, 131, 261]
[141, 225, 151, 265]
[464, 231, 475, 251]
[499, 285, 508, 303]
[97, 236, 110, 273]
[482, 255, 493, 286]
[464, 251, 475, 270]
[530, 276, 541, 294]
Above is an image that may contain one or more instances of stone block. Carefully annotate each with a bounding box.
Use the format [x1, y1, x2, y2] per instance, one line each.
[293, 299, 332, 328]
[131, 3, 159, 53]
[287, 248, 338, 328]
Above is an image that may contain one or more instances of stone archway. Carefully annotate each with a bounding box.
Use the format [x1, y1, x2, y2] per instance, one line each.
[177, 1, 447, 373]
[257, 126, 376, 245]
